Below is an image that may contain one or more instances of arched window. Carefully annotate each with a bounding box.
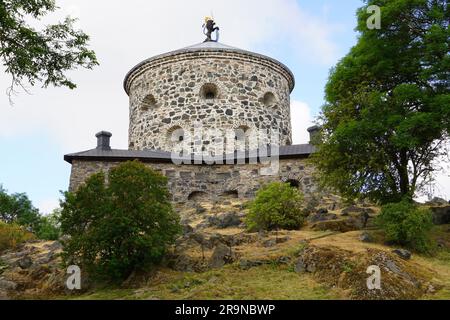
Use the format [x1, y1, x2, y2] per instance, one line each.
[286, 179, 300, 189]
[141, 94, 157, 111]
[220, 190, 239, 199]
[167, 126, 185, 144]
[200, 83, 218, 100]
[188, 191, 209, 201]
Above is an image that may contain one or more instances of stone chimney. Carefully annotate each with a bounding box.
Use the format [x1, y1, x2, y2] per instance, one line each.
[307, 125, 321, 145]
[95, 131, 112, 150]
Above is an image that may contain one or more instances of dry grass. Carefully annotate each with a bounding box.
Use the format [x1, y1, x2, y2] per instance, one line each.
[73, 265, 346, 300]
[0, 222, 35, 253]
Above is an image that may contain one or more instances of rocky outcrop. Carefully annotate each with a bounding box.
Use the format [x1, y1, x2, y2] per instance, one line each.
[307, 209, 338, 223]
[310, 217, 366, 233]
[294, 245, 435, 300]
[0, 241, 66, 299]
[207, 212, 243, 229]
[426, 197, 448, 206]
[392, 249, 412, 260]
[430, 206, 450, 225]
[308, 205, 377, 233]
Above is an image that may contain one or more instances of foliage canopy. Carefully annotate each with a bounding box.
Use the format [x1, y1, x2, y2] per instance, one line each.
[0, 0, 98, 100]
[313, 0, 449, 204]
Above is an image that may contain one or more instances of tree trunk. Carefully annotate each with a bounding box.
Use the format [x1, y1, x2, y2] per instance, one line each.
[398, 150, 411, 200]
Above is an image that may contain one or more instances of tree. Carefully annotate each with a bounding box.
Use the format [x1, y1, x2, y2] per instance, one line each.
[246, 182, 305, 231]
[0, 0, 98, 101]
[36, 208, 61, 240]
[313, 0, 449, 204]
[0, 185, 41, 231]
[60, 161, 181, 281]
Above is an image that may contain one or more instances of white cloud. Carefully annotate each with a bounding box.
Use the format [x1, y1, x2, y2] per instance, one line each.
[290, 100, 314, 144]
[416, 157, 450, 202]
[432, 172, 450, 202]
[0, 0, 340, 152]
[36, 198, 60, 215]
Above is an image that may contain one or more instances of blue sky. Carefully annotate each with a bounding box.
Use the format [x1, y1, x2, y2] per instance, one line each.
[0, 0, 448, 213]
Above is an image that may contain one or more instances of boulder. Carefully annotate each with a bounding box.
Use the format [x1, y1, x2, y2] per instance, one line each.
[18, 256, 33, 269]
[277, 256, 291, 264]
[276, 236, 290, 244]
[392, 249, 412, 260]
[262, 239, 277, 248]
[0, 289, 9, 300]
[182, 224, 194, 235]
[307, 209, 338, 223]
[195, 205, 207, 214]
[294, 257, 307, 273]
[207, 212, 242, 229]
[311, 216, 365, 232]
[294, 256, 316, 273]
[430, 206, 450, 225]
[189, 232, 207, 247]
[261, 236, 290, 248]
[359, 231, 373, 243]
[0, 251, 29, 265]
[303, 197, 320, 215]
[0, 278, 17, 291]
[210, 243, 234, 268]
[45, 241, 63, 251]
[239, 259, 264, 270]
[426, 197, 448, 206]
[35, 251, 57, 265]
[341, 205, 374, 216]
[169, 254, 199, 272]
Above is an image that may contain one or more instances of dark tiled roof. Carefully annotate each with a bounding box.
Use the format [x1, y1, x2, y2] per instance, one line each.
[64, 144, 315, 164]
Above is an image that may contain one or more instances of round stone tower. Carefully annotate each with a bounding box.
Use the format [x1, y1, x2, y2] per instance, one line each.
[123, 41, 295, 152]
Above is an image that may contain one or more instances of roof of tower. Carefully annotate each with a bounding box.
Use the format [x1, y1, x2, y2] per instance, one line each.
[123, 41, 295, 95]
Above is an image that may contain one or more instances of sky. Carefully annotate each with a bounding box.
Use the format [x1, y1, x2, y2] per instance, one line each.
[0, 0, 449, 214]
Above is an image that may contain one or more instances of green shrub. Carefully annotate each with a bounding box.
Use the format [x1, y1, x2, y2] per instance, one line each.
[60, 160, 181, 282]
[376, 201, 434, 253]
[36, 209, 61, 241]
[0, 222, 35, 252]
[246, 182, 305, 231]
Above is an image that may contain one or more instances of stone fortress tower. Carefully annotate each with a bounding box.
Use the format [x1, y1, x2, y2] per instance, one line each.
[65, 21, 319, 202]
[124, 41, 295, 152]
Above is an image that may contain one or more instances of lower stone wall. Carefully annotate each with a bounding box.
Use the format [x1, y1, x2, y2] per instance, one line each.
[68, 158, 317, 203]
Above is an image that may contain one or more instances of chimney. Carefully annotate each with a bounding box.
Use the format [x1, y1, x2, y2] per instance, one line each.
[307, 125, 321, 145]
[95, 131, 112, 150]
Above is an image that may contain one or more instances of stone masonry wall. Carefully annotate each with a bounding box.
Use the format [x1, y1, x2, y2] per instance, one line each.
[69, 159, 316, 203]
[126, 51, 293, 152]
